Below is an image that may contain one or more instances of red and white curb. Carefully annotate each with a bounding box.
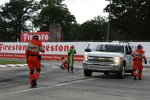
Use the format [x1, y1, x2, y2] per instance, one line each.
[0, 64, 28, 68]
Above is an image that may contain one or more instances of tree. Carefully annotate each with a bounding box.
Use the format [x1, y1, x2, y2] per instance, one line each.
[104, 0, 150, 41]
[77, 16, 107, 41]
[33, 0, 76, 40]
[0, 0, 39, 41]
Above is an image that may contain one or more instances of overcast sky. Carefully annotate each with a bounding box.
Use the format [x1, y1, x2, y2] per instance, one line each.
[0, 0, 109, 24]
[64, 0, 109, 24]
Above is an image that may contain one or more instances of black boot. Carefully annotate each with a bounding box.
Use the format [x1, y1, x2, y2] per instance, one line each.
[34, 80, 37, 87]
[71, 67, 73, 73]
[71, 70, 73, 73]
[67, 68, 69, 72]
[31, 79, 37, 88]
[134, 76, 137, 80]
[138, 77, 142, 80]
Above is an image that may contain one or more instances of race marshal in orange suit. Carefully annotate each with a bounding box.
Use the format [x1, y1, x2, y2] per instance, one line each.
[131, 44, 147, 80]
[26, 35, 45, 88]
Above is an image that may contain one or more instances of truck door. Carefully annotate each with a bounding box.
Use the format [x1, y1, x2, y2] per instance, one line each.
[125, 45, 133, 70]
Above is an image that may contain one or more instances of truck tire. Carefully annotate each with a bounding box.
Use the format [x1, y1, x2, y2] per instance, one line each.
[84, 69, 92, 77]
[104, 72, 109, 75]
[118, 65, 125, 79]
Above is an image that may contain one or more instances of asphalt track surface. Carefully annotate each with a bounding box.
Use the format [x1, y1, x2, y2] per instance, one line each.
[0, 61, 150, 100]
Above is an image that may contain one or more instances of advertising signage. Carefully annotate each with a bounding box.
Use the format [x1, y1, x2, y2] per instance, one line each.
[20, 32, 50, 42]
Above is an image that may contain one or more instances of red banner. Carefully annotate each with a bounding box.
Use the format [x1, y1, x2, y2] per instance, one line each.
[20, 32, 50, 42]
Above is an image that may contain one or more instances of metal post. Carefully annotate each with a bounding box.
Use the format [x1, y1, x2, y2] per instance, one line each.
[107, 11, 110, 42]
[32, 24, 34, 33]
[106, 0, 111, 42]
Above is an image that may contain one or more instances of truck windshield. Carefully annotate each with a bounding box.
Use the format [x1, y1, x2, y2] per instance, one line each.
[94, 44, 124, 53]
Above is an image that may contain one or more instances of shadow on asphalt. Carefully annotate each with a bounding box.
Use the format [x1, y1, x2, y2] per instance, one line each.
[91, 73, 132, 79]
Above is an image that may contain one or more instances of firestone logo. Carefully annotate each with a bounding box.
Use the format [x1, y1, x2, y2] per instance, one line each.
[0, 43, 26, 51]
[21, 32, 49, 42]
[23, 34, 49, 41]
[0, 43, 71, 53]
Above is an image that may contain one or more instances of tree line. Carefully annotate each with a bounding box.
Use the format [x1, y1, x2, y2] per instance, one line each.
[0, 0, 149, 42]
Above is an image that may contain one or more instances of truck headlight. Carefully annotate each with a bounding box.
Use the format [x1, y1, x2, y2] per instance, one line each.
[84, 55, 88, 61]
[114, 57, 122, 65]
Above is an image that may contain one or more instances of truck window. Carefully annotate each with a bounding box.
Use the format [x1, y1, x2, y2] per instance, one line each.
[95, 44, 124, 53]
[125, 46, 128, 52]
[125, 45, 132, 54]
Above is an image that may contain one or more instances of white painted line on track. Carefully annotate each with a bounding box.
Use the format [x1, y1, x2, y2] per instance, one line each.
[0, 78, 94, 96]
[0, 64, 27, 68]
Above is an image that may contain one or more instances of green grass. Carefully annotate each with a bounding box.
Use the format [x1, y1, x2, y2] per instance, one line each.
[0, 59, 26, 65]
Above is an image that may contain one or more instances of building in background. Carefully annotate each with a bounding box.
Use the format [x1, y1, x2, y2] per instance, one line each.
[49, 23, 62, 42]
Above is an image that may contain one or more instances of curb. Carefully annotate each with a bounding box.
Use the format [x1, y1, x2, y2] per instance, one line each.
[0, 64, 28, 68]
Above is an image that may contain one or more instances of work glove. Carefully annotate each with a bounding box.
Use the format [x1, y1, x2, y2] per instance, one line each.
[144, 60, 147, 64]
[26, 58, 28, 63]
[74, 50, 76, 54]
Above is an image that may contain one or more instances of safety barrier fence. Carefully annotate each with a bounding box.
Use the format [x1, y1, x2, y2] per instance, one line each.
[0, 42, 150, 65]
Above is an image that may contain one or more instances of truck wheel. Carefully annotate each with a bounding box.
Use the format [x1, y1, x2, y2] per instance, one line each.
[84, 69, 92, 77]
[118, 66, 125, 79]
[104, 72, 109, 75]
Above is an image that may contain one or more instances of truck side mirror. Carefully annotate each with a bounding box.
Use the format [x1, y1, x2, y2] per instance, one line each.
[85, 48, 91, 52]
[126, 51, 132, 55]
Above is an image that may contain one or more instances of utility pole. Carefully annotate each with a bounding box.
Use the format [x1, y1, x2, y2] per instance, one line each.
[106, 0, 111, 42]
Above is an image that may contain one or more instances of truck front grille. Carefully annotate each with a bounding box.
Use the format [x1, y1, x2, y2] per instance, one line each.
[88, 56, 114, 63]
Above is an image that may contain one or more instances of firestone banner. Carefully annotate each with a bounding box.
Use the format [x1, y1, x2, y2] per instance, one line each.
[20, 32, 50, 42]
[0, 42, 150, 65]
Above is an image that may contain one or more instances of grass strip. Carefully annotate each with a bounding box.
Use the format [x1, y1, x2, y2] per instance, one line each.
[0, 59, 26, 65]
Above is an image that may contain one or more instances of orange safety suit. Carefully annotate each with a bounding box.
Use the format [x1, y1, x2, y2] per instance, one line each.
[25, 38, 45, 87]
[132, 49, 147, 80]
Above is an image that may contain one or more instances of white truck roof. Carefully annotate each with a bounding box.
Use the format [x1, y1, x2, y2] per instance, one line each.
[98, 41, 130, 46]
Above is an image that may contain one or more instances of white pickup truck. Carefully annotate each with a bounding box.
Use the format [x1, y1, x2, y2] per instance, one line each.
[83, 41, 133, 79]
